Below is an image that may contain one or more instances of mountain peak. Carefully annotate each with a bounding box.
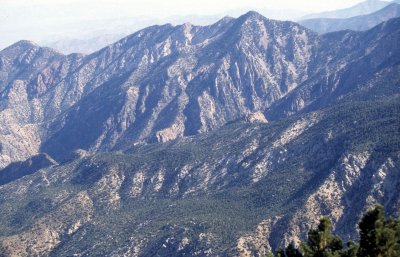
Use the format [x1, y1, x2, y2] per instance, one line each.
[240, 11, 266, 20]
[1, 40, 38, 54]
[9, 40, 38, 49]
[0, 40, 41, 61]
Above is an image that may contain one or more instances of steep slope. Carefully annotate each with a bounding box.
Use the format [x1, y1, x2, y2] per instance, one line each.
[0, 98, 398, 256]
[299, 3, 400, 34]
[0, 153, 57, 186]
[0, 11, 399, 257]
[36, 12, 319, 161]
[267, 17, 400, 119]
[0, 40, 64, 92]
[301, 0, 392, 19]
[28, 13, 399, 162]
[1, 12, 399, 170]
[0, 41, 82, 168]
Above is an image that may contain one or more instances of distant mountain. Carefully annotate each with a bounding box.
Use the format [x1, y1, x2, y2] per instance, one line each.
[0, 12, 399, 256]
[1, 13, 399, 168]
[40, 15, 223, 54]
[1, 11, 322, 167]
[301, 0, 392, 19]
[268, 17, 400, 119]
[44, 34, 126, 55]
[300, 3, 400, 34]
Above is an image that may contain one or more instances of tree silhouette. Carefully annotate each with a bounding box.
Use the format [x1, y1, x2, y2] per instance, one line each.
[269, 205, 400, 257]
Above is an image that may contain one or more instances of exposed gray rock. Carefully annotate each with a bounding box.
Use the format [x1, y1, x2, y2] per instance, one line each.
[0, 12, 399, 257]
[243, 112, 268, 124]
[1, 11, 321, 165]
[1, 14, 398, 168]
[0, 98, 398, 256]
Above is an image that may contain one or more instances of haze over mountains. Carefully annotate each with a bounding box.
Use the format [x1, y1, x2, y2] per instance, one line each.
[1, 10, 399, 167]
[299, 3, 400, 34]
[0, 1, 399, 257]
[300, 0, 395, 19]
[2, 0, 397, 54]
[44, 0, 400, 54]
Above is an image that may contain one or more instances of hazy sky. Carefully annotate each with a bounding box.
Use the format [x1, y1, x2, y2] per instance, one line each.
[0, 0, 382, 50]
[1, 0, 368, 18]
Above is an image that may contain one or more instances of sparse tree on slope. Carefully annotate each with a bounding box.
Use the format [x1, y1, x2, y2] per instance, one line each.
[301, 217, 343, 257]
[268, 205, 399, 257]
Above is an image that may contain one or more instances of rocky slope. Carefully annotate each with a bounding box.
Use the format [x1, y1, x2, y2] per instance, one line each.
[300, 3, 400, 34]
[0, 98, 398, 256]
[0, 11, 399, 257]
[1, 13, 399, 169]
[0, 41, 83, 168]
[0, 153, 57, 186]
[267, 17, 400, 119]
[1, 11, 321, 167]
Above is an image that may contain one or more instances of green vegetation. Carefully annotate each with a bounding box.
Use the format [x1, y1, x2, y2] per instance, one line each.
[269, 205, 400, 257]
[0, 98, 398, 256]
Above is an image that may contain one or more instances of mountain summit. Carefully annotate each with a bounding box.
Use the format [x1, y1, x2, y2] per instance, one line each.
[0, 10, 399, 257]
[1, 12, 320, 165]
[1, 14, 399, 168]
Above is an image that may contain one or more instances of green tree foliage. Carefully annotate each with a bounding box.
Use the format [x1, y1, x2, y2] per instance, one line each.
[358, 205, 400, 257]
[301, 217, 343, 257]
[270, 205, 399, 257]
[286, 243, 303, 257]
[266, 251, 275, 257]
[357, 205, 385, 257]
[276, 247, 285, 257]
[340, 241, 358, 257]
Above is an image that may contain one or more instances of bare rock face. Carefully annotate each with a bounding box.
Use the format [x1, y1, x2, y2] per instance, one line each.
[1, 11, 321, 164]
[0, 97, 398, 256]
[268, 17, 400, 119]
[1, 13, 399, 166]
[0, 191, 93, 257]
[243, 112, 268, 124]
[0, 12, 399, 257]
[237, 217, 281, 256]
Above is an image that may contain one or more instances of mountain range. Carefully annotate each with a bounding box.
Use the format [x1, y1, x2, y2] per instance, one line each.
[300, 0, 396, 19]
[0, 10, 399, 257]
[299, 3, 400, 34]
[21, 0, 400, 54]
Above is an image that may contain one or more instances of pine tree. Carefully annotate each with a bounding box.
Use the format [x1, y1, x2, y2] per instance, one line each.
[276, 247, 285, 257]
[340, 241, 359, 257]
[285, 243, 303, 257]
[302, 217, 343, 257]
[357, 205, 385, 257]
[267, 205, 399, 257]
[266, 251, 275, 257]
[376, 217, 400, 257]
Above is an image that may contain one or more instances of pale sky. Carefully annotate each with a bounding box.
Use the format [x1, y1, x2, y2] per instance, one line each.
[0, 0, 382, 50]
[1, 0, 368, 18]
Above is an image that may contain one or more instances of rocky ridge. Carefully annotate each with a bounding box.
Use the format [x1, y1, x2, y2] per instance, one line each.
[0, 98, 398, 256]
[0, 11, 399, 257]
[1, 13, 399, 170]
